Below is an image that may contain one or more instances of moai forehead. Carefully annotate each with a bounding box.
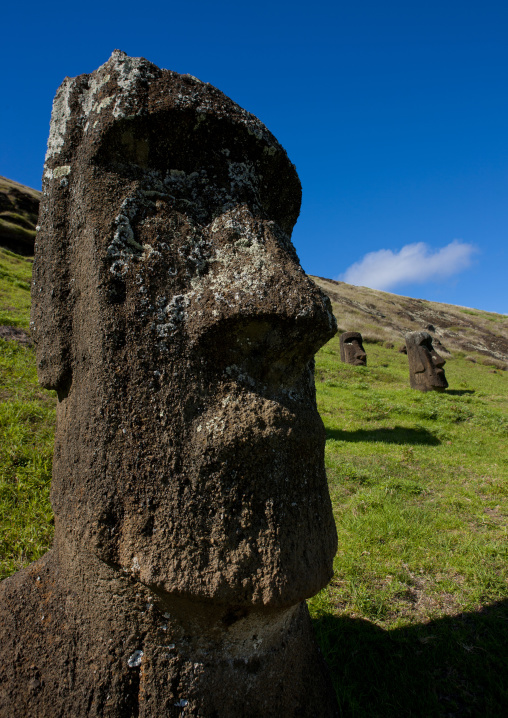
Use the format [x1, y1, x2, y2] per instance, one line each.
[31, 51, 338, 607]
[406, 331, 448, 392]
[339, 331, 367, 366]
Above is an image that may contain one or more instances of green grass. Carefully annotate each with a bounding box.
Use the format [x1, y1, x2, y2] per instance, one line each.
[0, 339, 55, 579]
[1, 261, 507, 715]
[0, 247, 33, 328]
[309, 334, 508, 715]
[0, 248, 56, 577]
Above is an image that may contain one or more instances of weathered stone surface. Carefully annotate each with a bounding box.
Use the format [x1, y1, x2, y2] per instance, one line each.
[339, 331, 366, 365]
[406, 331, 448, 392]
[0, 51, 338, 717]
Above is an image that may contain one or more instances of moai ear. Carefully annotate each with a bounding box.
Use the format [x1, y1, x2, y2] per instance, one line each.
[31, 78, 79, 393]
[413, 353, 425, 373]
[31, 54, 161, 394]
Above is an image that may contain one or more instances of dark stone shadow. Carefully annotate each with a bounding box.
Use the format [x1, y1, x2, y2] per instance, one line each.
[326, 426, 441, 446]
[313, 599, 508, 717]
[446, 390, 476, 396]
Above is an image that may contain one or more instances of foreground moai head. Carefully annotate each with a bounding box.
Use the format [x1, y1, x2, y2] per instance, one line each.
[406, 331, 448, 391]
[32, 49, 338, 606]
[0, 52, 338, 716]
[340, 331, 367, 365]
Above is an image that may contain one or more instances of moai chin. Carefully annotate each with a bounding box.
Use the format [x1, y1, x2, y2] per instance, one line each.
[340, 331, 367, 365]
[406, 331, 448, 392]
[0, 52, 339, 717]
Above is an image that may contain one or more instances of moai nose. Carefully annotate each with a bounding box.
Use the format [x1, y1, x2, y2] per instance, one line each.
[432, 351, 446, 368]
[185, 215, 337, 385]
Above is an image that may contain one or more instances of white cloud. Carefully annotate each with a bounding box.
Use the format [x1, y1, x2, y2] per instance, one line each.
[339, 240, 477, 291]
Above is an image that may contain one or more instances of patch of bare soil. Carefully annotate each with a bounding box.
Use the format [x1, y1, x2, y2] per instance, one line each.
[0, 325, 32, 346]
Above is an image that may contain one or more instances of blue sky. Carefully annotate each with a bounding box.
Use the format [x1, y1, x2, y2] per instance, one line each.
[1, 0, 507, 312]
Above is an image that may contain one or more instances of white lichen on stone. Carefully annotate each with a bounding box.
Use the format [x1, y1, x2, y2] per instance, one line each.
[155, 294, 190, 338]
[107, 194, 148, 274]
[203, 415, 227, 437]
[45, 77, 74, 161]
[53, 165, 71, 178]
[192, 212, 272, 300]
[109, 50, 157, 119]
[127, 649, 143, 668]
[80, 72, 111, 118]
[141, 243, 161, 261]
[93, 95, 114, 114]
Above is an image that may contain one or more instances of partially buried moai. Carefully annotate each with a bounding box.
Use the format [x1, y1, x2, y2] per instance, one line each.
[0, 52, 339, 717]
[406, 331, 448, 391]
[340, 331, 367, 365]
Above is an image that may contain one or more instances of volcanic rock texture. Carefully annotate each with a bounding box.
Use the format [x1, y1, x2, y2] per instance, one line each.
[339, 331, 367, 366]
[0, 51, 338, 717]
[406, 330, 448, 392]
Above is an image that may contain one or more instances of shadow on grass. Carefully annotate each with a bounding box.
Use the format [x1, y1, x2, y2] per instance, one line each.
[326, 426, 441, 446]
[313, 599, 508, 717]
[446, 390, 476, 396]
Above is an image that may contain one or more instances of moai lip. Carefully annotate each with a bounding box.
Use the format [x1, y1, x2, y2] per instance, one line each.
[340, 331, 367, 366]
[406, 331, 449, 392]
[0, 52, 339, 717]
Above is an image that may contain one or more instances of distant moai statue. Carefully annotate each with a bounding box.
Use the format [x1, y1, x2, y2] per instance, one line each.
[340, 331, 367, 365]
[406, 331, 448, 391]
[0, 52, 339, 717]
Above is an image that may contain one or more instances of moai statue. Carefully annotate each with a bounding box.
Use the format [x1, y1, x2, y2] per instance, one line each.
[339, 331, 367, 365]
[0, 52, 339, 717]
[406, 331, 448, 391]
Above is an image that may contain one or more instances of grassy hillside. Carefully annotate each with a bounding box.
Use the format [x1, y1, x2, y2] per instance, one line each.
[313, 276, 508, 367]
[0, 247, 33, 329]
[0, 176, 40, 257]
[310, 335, 507, 715]
[1, 248, 507, 715]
